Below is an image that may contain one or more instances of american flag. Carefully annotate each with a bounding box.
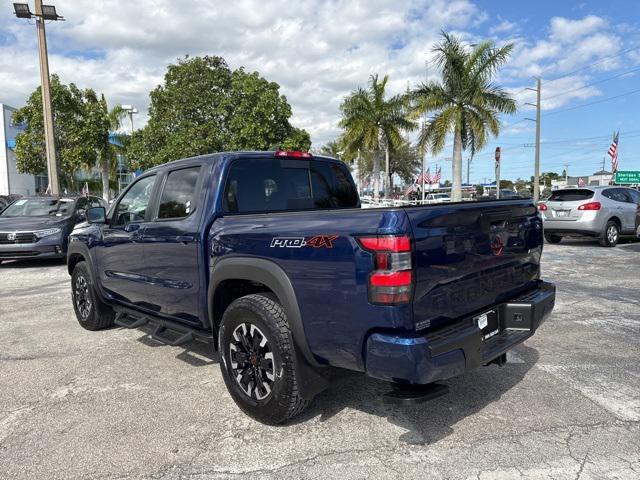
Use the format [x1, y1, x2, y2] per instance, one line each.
[608, 132, 619, 173]
[404, 184, 416, 196]
[433, 167, 442, 183]
[417, 168, 432, 185]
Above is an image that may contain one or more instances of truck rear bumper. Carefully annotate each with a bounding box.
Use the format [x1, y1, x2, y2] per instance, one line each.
[364, 281, 555, 385]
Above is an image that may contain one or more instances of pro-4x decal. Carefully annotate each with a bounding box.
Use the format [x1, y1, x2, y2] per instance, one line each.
[270, 235, 338, 249]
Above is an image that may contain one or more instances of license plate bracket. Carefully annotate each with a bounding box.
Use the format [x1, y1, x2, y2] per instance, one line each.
[474, 310, 499, 340]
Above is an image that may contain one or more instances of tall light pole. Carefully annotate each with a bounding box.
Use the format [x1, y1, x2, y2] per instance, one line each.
[121, 105, 138, 134]
[13, 2, 64, 195]
[525, 77, 542, 202]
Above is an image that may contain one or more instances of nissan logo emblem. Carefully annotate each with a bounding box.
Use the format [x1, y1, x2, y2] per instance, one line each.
[7, 232, 16, 241]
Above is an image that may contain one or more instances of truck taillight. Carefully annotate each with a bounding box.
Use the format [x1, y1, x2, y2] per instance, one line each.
[357, 235, 413, 305]
[538, 203, 548, 211]
[578, 201, 601, 211]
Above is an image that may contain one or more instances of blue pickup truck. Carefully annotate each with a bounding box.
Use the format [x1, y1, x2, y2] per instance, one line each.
[67, 150, 555, 424]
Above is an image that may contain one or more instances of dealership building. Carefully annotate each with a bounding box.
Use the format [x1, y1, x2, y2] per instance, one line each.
[0, 103, 39, 196]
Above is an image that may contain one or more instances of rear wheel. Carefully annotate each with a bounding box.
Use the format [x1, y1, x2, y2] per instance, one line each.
[71, 261, 114, 330]
[544, 233, 562, 244]
[599, 221, 619, 247]
[218, 293, 309, 424]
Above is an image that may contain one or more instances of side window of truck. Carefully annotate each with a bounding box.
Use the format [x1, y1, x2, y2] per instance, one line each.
[311, 163, 359, 208]
[112, 175, 156, 227]
[157, 166, 201, 220]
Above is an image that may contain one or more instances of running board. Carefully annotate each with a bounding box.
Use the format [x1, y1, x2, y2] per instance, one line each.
[382, 383, 449, 405]
[114, 312, 149, 329]
[112, 307, 214, 346]
[151, 325, 194, 346]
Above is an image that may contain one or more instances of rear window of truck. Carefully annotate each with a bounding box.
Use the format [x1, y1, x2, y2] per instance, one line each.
[223, 158, 359, 213]
[548, 189, 594, 202]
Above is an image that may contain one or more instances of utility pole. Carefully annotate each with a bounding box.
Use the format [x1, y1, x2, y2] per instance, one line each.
[563, 164, 570, 185]
[525, 78, 542, 202]
[35, 0, 59, 195]
[13, 2, 63, 195]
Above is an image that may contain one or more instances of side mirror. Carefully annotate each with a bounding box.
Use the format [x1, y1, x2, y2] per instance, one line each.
[86, 206, 106, 224]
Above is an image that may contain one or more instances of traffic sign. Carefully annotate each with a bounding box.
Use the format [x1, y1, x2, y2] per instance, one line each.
[615, 171, 640, 184]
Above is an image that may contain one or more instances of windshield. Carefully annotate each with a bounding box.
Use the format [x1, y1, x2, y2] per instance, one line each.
[549, 189, 594, 202]
[0, 198, 75, 217]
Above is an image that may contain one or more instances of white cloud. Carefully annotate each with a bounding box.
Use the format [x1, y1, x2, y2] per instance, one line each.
[489, 19, 517, 36]
[549, 15, 605, 43]
[0, 0, 487, 145]
[0, 5, 636, 149]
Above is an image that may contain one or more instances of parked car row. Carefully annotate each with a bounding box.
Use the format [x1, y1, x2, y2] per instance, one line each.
[539, 186, 640, 247]
[0, 195, 106, 264]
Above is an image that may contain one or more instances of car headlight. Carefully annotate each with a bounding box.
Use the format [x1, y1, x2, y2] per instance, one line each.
[34, 227, 61, 238]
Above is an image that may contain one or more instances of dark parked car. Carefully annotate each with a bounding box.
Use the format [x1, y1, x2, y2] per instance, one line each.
[67, 151, 554, 424]
[0, 194, 22, 212]
[0, 195, 105, 264]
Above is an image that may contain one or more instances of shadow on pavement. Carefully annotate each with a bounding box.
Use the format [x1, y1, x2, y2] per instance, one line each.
[122, 321, 537, 445]
[294, 344, 539, 445]
[553, 237, 639, 248]
[0, 258, 66, 268]
[133, 325, 220, 367]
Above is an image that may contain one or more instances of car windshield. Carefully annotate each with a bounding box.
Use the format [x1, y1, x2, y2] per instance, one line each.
[0, 198, 75, 217]
[548, 189, 594, 202]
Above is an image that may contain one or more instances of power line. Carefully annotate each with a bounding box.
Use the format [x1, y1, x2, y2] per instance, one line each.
[544, 65, 640, 101]
[543, 88, 640, 116]
[544, 45, 640, 83]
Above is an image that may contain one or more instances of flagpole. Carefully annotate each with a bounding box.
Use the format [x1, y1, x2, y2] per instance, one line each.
[421, 155, 425, 203]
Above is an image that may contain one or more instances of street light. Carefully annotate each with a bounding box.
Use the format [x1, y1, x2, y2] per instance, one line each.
[12, 3, 33, 18]
[121, 104, 139, 134]
[13, 1, 64, 195]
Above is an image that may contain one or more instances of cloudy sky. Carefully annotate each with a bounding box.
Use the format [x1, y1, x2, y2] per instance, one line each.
[1, 0, 639, 183]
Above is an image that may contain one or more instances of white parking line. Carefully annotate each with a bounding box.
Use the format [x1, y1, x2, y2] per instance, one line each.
[537, 363, 640, 421]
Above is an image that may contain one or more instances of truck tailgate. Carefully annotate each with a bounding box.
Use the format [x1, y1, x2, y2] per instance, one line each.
[405, 200, 543, 331]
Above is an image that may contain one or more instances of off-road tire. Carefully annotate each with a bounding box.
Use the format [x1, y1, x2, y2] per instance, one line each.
[218, 293, 309, 424]
[71, 261, 115, 330]
[599, 220, 619, 247]
[544, 233, 562, 244]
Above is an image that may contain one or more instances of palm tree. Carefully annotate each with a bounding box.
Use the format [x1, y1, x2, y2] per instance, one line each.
[99, 99, 126, 202]
[339, 74, 414, 201]
[410, 32, 517, 201]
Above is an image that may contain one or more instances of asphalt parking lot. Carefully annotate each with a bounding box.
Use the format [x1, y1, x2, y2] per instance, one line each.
[1, 239, 639, 480]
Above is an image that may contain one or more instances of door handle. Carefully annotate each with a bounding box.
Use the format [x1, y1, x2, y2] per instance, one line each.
[175, 235, 195, 244]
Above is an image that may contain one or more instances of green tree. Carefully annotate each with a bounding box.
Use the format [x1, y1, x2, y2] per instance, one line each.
[339, 74, 415, 200]
[13, 76, 124, 197]
[389, 140, 421, 187]
[13, 75, 98, 189]
[409, 32, 517, 201]
[316, 140, 343, 158]
[128, 56, 310, 169]
[82, 92, 127, 201]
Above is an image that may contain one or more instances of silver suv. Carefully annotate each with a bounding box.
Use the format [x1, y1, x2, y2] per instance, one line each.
[540, 186, 640, 247]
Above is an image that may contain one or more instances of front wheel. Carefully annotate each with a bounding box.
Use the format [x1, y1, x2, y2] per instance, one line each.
[544, 233, 562, 244]
[599, 221, 619, 247]
[218, 294, 309, 424]
[71, 261, 114, 330]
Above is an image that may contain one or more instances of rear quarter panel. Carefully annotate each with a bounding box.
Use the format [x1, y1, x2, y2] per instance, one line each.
[209, 208, 413, 371]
